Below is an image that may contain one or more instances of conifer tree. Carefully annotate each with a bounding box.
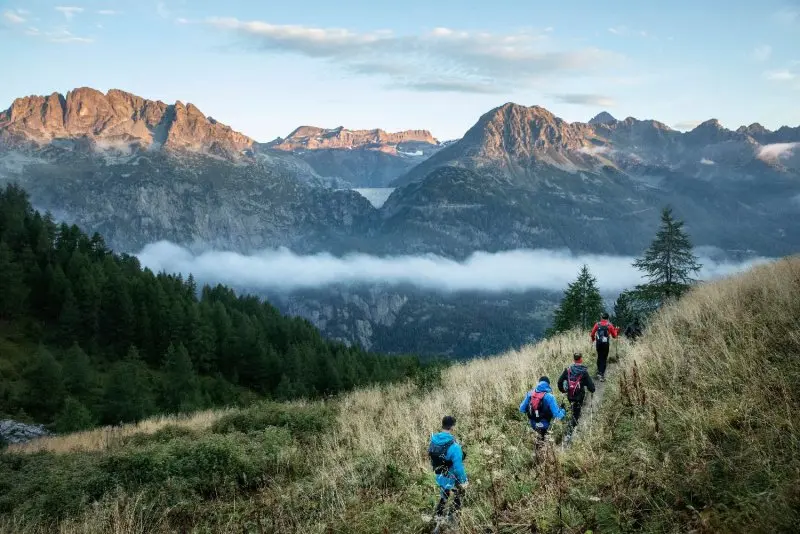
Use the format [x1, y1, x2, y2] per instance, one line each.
[22, 346, 65, 419]
[0, 241, 28, 319]
[104, 347, 155, 424]
[62, 343, 93, 400]
[55, 397, 95, 433]
[161, 343, 201, 413]
[633, 207, 702, 304]
[551, 265, 604, 334]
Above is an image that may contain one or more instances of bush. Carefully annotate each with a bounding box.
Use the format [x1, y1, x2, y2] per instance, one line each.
[211, 401, 336, 437]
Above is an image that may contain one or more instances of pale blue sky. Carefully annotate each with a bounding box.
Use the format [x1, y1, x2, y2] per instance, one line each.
[2, 0, 799, 141]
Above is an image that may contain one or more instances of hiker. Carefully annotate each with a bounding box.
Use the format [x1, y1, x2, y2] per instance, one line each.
[428, 415, 468, 521]
[591, 313, 618, 381]
[519, 376, 566, 445]
[624, 319, 643, 342]
[557, 352, 595, 430]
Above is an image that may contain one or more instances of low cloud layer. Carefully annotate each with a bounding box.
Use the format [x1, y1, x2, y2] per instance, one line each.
[136, 242, 768, 294]
[204, 17, 621, 94]
[758, 142, 799, 161]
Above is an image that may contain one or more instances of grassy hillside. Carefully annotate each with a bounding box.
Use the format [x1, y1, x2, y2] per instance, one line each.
[1, 257, 798, 533]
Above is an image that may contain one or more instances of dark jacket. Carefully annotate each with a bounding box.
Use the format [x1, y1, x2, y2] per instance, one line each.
[558, 363, 595, 403]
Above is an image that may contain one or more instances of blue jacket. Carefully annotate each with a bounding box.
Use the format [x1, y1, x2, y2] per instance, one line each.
[519, 381, 566, 430]
[430, 431, 467, 489]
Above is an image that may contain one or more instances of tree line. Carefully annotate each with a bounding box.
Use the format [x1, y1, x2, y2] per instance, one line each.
[549, 207, 702, 335]
[0, 184, 428, 431]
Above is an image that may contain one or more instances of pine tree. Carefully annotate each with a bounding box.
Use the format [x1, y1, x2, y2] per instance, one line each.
[22, 346, 66, 420]
[55, 397, 95, 433]
[0, 241, 28, 320]
[62, 343, 93, 400]
[633, 207, 703, 304]
[104, 347, 155, 424]
[161, 343, 201, 413]
[550, 265, 604, 334]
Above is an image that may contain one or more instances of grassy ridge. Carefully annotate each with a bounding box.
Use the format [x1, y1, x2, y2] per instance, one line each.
[2, 257, 799, 533]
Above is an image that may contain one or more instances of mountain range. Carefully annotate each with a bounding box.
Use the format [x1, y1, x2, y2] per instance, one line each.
[2, 87, 799, 354]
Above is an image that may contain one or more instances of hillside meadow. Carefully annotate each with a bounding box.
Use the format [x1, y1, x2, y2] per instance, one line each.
[2, 257, 799, 533]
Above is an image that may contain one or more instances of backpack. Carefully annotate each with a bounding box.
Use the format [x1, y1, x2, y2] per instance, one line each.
[526, 391, 552, 422]
[428, 437, 455, 475]
[566, 366, 584, 401]
[596, 323, 610, 345]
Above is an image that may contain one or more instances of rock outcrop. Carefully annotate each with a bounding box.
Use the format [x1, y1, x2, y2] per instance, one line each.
[0, 420, 50, 445]
[0, 88, 254, 158]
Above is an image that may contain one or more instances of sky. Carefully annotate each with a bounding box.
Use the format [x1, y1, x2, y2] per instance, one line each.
[2, 0, 799, 142]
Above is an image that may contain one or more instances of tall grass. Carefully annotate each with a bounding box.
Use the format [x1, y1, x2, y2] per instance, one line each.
[2, 257, 798, 533]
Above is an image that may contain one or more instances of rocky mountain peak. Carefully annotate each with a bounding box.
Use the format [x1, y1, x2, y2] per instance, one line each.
[0, 87, 253, 159]
[589, 111, 617, 125]
[269, 125, 438, 152]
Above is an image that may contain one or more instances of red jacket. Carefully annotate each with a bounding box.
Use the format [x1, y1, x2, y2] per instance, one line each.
[591, 320, 618, 342]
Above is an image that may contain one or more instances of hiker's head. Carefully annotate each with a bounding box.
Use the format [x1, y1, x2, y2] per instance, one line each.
[573, 352, 583, 363]
[441, 415, 456, 431]
[601, 312, 610, 320]
[538, 376, 550, 385]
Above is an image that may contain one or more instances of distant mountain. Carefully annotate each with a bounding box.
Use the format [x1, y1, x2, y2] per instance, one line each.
[589, 111, 617, 125]
[265, 126, 443, 187]
[384, 102, 800, 257]
[0, 88, 375, 253]
[2, 90, 799, 355]
[0, 87, 253, 158]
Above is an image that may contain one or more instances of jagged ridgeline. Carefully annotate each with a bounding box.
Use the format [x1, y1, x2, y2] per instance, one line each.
[0, 184, 431, 429]
[1, 255, 797, 533]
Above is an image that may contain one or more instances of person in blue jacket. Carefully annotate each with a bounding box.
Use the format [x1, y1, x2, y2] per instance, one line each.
[519, 376, 566, 443]
[428, 415, 468, 519]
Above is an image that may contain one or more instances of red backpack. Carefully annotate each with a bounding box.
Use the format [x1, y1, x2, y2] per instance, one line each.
[526, 390, 552, 422]
[566, 366, 584, 401]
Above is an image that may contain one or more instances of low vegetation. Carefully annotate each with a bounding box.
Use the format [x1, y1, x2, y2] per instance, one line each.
[2, 254, 797, 532]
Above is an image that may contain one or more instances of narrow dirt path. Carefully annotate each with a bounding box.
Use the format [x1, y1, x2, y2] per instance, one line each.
[561, 342, 624, 449]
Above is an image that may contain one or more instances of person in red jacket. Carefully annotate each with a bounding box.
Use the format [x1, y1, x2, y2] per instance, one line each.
[590, 312, 618, 381]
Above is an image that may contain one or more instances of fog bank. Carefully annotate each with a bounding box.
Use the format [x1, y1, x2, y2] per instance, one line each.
[135, 242, 770, 294]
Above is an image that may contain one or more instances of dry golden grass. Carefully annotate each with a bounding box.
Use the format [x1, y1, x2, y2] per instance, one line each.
[8, 408, 234, 454]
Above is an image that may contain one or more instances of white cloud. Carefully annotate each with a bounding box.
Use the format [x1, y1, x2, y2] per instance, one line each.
[750, 44, 772, 62]
[578, 145, 612, 156]
[45, 28, 93, 43]
[608, 26, 625, 35]
[700, 158, 715, 165]
[3, 10, 25, 24]
[206, 17, 621, 94]
[551, 93, 616, 107]
[136, 243, 768, 294]
[758, 142, 799, 161]
[55, 6, 84, 20]
[765, 69, 797, 81]
[673, 120, 702, 130]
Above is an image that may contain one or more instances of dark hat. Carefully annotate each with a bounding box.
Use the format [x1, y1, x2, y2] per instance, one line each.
[442, 415, 456, 430]
[601, 312, 610, 320]
[538, 376, 550, 384]
[573, 352, 583, 362]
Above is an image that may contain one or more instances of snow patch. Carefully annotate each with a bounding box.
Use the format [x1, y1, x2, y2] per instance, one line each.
[398, 149, 424, 157]
[700, 158, 715, 165]
[579, 145, 612, 156]
[352, 188, 395, 208]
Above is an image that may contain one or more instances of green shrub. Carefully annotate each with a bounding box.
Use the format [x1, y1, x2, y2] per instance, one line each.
[211, 401, 336, 437]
